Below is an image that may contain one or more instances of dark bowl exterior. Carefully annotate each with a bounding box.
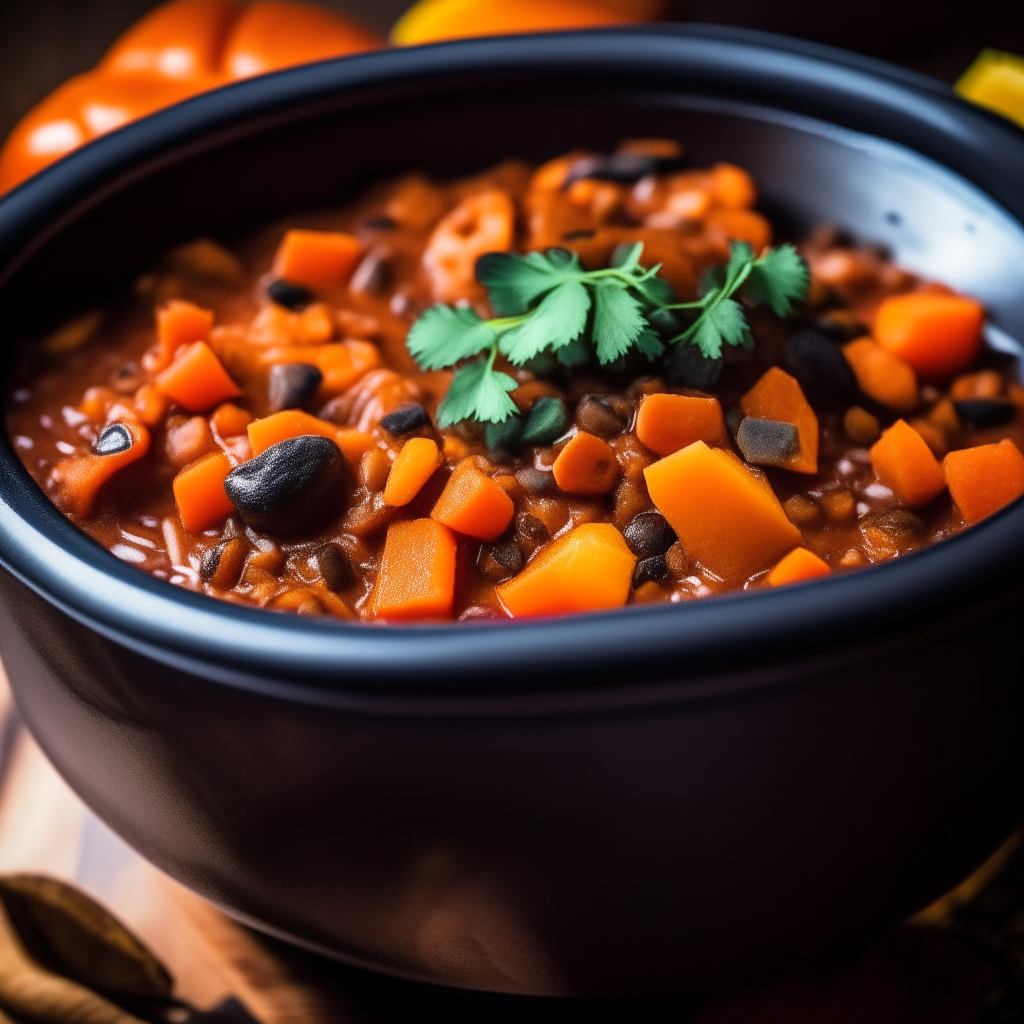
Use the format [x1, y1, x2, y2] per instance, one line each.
[2, 26, 1024, 996]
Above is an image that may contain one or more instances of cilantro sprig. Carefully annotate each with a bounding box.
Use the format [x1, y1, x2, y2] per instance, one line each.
[406, 240, 809, 426]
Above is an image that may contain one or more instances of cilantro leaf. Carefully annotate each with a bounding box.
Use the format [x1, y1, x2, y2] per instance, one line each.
[436, 359, 518, 427]
[592, 279, 645, 364]
[685, 296, 750, 358]
[406, 305, 498, 370]
[744, 244, 810, 316]
[476, 248, 583, 316]
[635, 328, 665, 360]
[499, 280, 590, 364]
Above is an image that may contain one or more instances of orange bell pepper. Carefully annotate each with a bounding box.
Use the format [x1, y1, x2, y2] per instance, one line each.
[0, 0, 384, 194]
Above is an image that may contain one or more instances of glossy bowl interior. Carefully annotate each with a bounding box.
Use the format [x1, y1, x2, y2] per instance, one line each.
[2, 26, 1024, 996]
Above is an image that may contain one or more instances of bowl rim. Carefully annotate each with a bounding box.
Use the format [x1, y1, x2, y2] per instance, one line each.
[2, 24, 1024, 708]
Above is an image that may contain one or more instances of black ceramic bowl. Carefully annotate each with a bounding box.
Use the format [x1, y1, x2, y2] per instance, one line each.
[2, 25, 1024, 998]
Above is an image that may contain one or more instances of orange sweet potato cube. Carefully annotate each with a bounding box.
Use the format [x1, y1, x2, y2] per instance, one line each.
[870, 419, 946, 507]
[635, 393, 727, 456]
[496, 523, 636, 618]
[944, 439, 1024, 524]
[740, 367, 818, 473]
[644, 441, 801, 583]
[373, 519, 457, 621]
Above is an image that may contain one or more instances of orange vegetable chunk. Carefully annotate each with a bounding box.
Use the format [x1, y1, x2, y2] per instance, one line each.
[383, 437, 442, 507]
[869, 419, 946, 507]
[552, 431, 620, 495]
[767, 547, 831, 587]
[157, 299, 214, 363]
[156, 341, 242, 411]
[644, 441, 801, 583]
[49, 406, 150, 517]
[101, 0, 236, 79]
[740, 367, 818, 473]
[247, 409, 337, 454]
[843, 338, 919, 411]
[173, 452, 234, 533]
[432, 459, 514, 540]
[373, 518, 458, 621]
[944, 439, 1024, 524]
[496, 523, 636, 618]
[635, 393, 727, 456]
[223, 1, 382, 79]
[315, 340, 382, 393]
[710, 162, 757, 208]
[705, 207, 771, 252]
[874, 292, 984, 380]
[273, 229, 362, 290]
[210, 402, 253, 437]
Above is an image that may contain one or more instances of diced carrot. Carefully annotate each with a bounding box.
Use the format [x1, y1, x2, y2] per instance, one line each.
[383, 437, 441, 506]
[173, 451, 234, 534]
[874, 292, 984, 379]
[247, 409, 337, 454]
[843, 338, 918, 411]
[869, 418, 946, 507]
[273, 229, 362, 290]
[950, 369, 1004, 401]
[157, 299, 213, 364]
[710, 163, 757, 208]
[739, 367, 818, 473]
[635, 393, 727, 456]
[431, 458, 515, 540]
[133, 383, 170, 426]
[704, 207, 771, 251]
[334, 429, 375, 466]
[944, 439, 1024, 524]
[496, 523, 636, 618]
[766, 547, 831, 587]
[49, 405, 150, 517]
[156, 340, 242, 412]
[644, 441, 801, 583]
[373, 518, 458, 621]
[552, 431, 620, 495]
[210, 402, 253, 437]
[316, 340, 383, 393]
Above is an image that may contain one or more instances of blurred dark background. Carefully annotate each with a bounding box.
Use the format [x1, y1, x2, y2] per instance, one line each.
[1, 0, 1022, 140]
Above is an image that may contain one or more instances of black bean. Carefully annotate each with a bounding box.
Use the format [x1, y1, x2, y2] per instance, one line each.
[862, 508, 923, 535]
[520, 398, 570, 447]
[381, 403, 430, 436]
[224, 435, 348, 536]
[515, 513, 549, 544]
[268, 362, 323, 412]
[200, 544, 222, 582]
[664, 344, 723, 390]
[632, 554, 668, 589]
[576, 394, 627, 438]
[954, 399, 1016, 428]
[317, 543, 356, 592]
[350, 251, 391, 296]
[736, 417, 799, 467]
[648, 308, 684, 339]
[783, 328, 857, 403]
[94, 423, 133, 456]
[624, 511, 676, 558]
[267, 278, 314, 311]
[565, 151, 681, 186]
[362, 215, 397, 230]
[486, 414, 523, 457]
[200, 537, 246, 588]
[516, 467, 556, 494]
[562, 229, 596, 241]
[478, 541, 524, 580]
